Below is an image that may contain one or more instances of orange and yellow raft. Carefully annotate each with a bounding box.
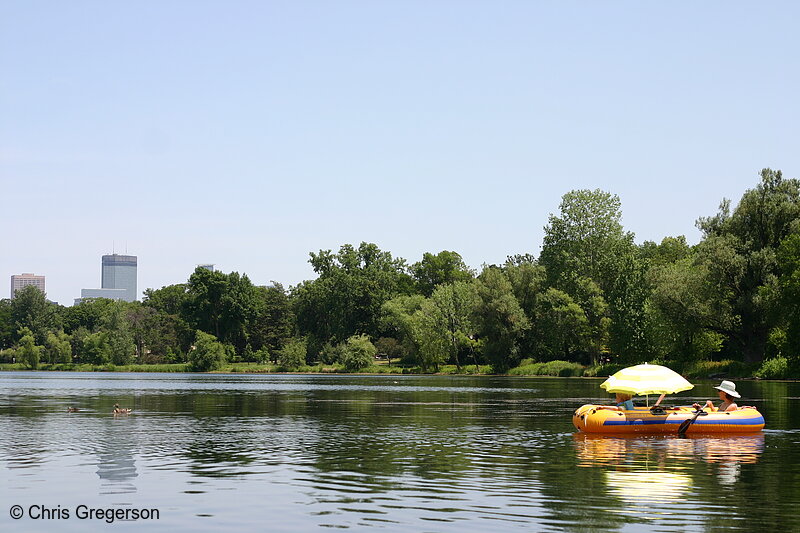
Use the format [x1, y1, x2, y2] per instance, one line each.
[573, 405, 765, 434]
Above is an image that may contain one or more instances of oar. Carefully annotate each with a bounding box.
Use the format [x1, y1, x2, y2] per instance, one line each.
[678, 406, 708, 436]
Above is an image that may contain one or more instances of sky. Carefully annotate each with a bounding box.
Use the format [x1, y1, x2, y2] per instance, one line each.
[2, 1, 798, 306]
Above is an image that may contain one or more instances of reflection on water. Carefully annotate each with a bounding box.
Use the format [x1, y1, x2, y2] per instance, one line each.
[574, 434, 766, 524]
[96, 417, 139, 494]
[1, 372, 800, 532]
[574, 433, 765, 468]
[606, 470, 692, 502]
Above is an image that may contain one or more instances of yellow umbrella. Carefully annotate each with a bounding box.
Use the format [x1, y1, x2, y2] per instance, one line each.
[600, 363, 693, 396]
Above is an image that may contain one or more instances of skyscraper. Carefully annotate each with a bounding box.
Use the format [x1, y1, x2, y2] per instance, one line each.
[10, 273, 45, 299]
[101, 254, 138, 302]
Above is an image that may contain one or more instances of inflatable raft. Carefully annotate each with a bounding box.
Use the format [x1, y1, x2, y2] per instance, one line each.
[573, 405, 765, 434]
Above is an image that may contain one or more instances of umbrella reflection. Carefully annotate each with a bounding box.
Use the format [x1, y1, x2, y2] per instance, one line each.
[605, 470, 692, 504]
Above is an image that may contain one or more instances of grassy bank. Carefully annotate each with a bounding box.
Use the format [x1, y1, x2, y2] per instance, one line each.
[0, 358, 786, 379]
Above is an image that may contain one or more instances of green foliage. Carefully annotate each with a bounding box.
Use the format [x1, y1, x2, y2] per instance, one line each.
[0, 300, 13, 349]
[277, 338, 307, 371]
[411, 251, 474, 296]
[0, 348, 16, 363]
[82, 331, 111, 365]
[695, 168, 800, 362]
[755, 356, 790, 380]
[509, 359, 585, 376]
[373, 337, 403, 361]
[380, 294, 426, 363]
[250, 283, 294, 357]
[474, 268, 529, 372]
[293, 243, 415, 348]
[583, 363, 627, 378]
[188, 331, 227, 372]
[103, 301, 136, 365]
[540, 189, 634, 294]
[535, 288, 591, 362]
[44, 331, 72, 364]
[16, 327, 41, 369]
[319, 342, 344, 364]
[186, 267, 257, 354]
[11, 285, 60, 345]
[341, 334, 376, 372]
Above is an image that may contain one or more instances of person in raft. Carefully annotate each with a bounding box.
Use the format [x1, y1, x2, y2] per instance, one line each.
[693, 380, 739, 412]
[597, 393, 635, 411]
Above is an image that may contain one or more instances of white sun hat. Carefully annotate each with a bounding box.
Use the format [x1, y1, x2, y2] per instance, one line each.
[714, 380, 741, 398]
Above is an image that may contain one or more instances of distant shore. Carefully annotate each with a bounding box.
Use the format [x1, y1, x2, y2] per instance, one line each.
[0, 359, 776, 380]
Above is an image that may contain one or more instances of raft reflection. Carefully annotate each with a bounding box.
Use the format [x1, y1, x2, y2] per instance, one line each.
[574, 432, 764, 467]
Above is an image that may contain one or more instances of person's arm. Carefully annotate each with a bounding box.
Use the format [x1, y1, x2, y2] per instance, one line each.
[724, 402, 738, 412]
[654, 394, 666, 407]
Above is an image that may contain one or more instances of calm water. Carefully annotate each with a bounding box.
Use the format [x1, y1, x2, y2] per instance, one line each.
[1, 372, 799, 532]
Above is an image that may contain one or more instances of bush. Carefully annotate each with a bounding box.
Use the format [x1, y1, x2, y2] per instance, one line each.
[188, 331, 227, 372]
[341, 334, 376, 372]
[583, 363, 627, 378]
[253, 347, 270, 364]
[0, 348, 17, 364]
[755, 356, 790, 380]
[319, 342, 344, 365]
[278, 338, 307, 371]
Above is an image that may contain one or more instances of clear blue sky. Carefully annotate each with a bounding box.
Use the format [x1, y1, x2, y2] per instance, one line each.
[2, 2, 798, 306]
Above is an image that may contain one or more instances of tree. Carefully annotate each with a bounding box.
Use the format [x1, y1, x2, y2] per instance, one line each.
[473, 267, 529, 372]
[774, 233, 800, 365]
[293, 242, 415, 347]
[411, 251, 474, 297]
[606, 251, 650, 362]
[504, 262, 548, 361]
[103, 301, 136, 365]
[16, 327, 41, 369]
[640, 236, 691, 267]
[250, 283, 294, 356]
[186, 268, 258, 354]
[534, 288, 590, 361]
[82, 331, 111, 365]
[413, 299, 451, 371]
[141, 284, 194, 360]
[62, 298, 115, 334]
[277, 338, 307, 370]
[428, 281, 479, 369]
[648, 256, 733, 362]
[540, 189, 634, 294]
[695, 168, 800, 362]
[539, 189, 646, 363]
[188, 330, 227, 372]
[0, 299, 13, 349]
[10, 285, 59, 345]
[380, 294, 426, 363]
[341, 334, 376, 372]
[142, 284, 188, 316]
[45, 331, 72, 364]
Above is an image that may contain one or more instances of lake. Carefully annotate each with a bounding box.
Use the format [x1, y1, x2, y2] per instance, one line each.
[1, 372, 798, 532]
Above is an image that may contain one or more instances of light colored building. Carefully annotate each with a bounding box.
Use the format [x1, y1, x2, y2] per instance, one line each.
[10, 273, 45, 299]
[197, 264, 215, 272]
[75, 288, 130, 305]
[101, 254, 138, 302]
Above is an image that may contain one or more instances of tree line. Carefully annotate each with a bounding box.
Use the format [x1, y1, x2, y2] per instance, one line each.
[3, 168, 800, 377]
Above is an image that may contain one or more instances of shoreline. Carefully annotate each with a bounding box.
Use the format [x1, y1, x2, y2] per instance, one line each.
[0, 361, 779, 380]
